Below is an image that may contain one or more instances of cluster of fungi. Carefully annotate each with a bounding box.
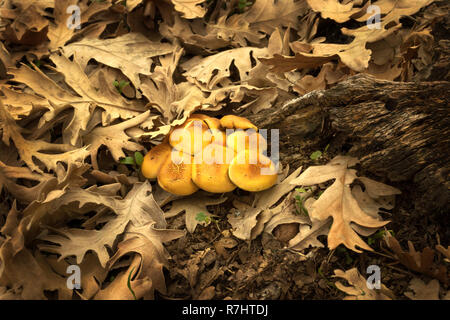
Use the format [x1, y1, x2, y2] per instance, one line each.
[141, 114, 278, 195]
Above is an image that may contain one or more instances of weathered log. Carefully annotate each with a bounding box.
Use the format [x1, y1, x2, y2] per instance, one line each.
[245, 74, 450, 214]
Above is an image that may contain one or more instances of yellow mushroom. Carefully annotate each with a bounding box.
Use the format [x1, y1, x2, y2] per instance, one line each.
[157, 150, 198, 196]
[189, 113, 222, 130]
[141, 142, 172, 179]
[192, 144, 236, 193]
[226, 129, 267, 154]
[220, 115, 257, 130]
[228, 150, 278, 192]
[169, 119, 213, 155]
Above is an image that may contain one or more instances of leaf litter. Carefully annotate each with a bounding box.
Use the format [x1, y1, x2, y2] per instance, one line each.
[0, 0, 448, 300]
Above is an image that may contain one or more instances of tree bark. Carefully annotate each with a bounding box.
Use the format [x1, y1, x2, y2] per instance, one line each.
[245, 74, 449, 214]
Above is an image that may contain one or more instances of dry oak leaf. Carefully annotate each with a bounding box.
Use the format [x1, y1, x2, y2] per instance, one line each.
[48, 0, 111, 50]
[182, 46, 271, 90]
[333, 268, 395, 300]
[169, 0, 207, 19]
[264, 0, 435, 73]
[97, 230, 181, 299]
[94, 255, 153, 300]
[0, 161, 88, 204]
[404, 278, 448, 300]
[164, 196, 227, 233]
[45, 252, 108, 300]
[0, 99, 89, 173]
[84, 110, 150, 170]
[0, 246, 73, 299]
[140, 47, 205, 122]
[228, 166, 302, 240]
[290, 156, 400, 252]
[306, 0, 369, 23]
[205, 0, 308, 47]
[38, 182, 184, 267]
[7, 54, 146, 146]
[385, 234, 448, 284]
[1, 0, 52, 42]
[63, 33, 174, 89]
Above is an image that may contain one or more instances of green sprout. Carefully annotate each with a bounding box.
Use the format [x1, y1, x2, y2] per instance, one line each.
[335, 246, 354, 265]
[368, 229, 395, 246]
[310, 144, 330, 160]
[195, 212, 220, 231]
[113, 80, 130, 94]
[238, 0, 253, 12]
[120, 151, 144, 167]
[294, 187, 310, 217]
[127, 267, 137, 300]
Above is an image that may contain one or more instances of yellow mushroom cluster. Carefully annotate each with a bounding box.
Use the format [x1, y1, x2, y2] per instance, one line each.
[141, 114, 278, 196]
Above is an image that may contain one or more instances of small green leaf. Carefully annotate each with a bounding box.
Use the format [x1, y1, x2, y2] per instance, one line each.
[323, 144, 330, 153]
[195, 212, 207, 222]
[113, 80, 130, 93]
[120, 156, 135, 165]
[310, 150, 322, 160]
[134, 152, 144, 166]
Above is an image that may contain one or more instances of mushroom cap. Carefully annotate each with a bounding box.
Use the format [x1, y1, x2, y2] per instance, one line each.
[226, 129, 267, 154]
[157, 151, 198, 196]
[211, 129, 227, 147]
[228, 150, 278, 192]
[220, 115, 257, 130]
[141, 142, 172, 179]
[192, 145, 236, 193]
[189, 113, 222, 130]
[169, 119, 213, 155]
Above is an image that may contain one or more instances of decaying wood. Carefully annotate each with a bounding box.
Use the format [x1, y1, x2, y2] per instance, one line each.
[246, 74, 449, 214]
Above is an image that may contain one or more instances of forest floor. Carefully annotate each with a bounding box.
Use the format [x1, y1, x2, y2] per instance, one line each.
[0, 0, 448, 300]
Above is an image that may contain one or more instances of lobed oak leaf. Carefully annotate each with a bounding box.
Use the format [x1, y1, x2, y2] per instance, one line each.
[164, 196, 227, 233]
[169, 0, 208, 19]
[84, 110, 150, 169]
[333, 267, 395, 300]
[385, 234, 448, 284]
[63, 33, 175, 89]
[0, 99, 90, 173]
[48, 0, 111, 50]
[404, 278, 446, 300]
[37, 182, 184, 268]
[290, 156, 400, 253]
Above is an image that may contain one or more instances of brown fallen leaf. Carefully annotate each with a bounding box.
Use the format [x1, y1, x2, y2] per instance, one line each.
[333, 267, 395, 300]
[37, 182, 184, 267]
[290, 156, 400, 252]
[404, 278, 445, 300]
[164, 195, 227, 233]
[7, 54, 147, 146]
[385, 234, 448, 284]
[63, 33, 175, 89]
[48, 0, 110, 50]
[228, 166, 302, 240]
[0, 99, 90, 173]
